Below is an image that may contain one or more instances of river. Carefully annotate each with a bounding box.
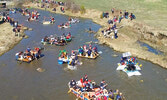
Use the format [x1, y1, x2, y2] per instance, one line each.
[0, 9, 167, 100]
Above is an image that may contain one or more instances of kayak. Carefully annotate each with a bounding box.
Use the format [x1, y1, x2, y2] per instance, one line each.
[77, 53, 99, 59]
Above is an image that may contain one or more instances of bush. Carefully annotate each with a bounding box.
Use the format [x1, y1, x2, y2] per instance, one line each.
[100, 13, 103, 19]
[65, 0, 72, 10]
[71, 4, 80, 13]
[80, 5, 86, 14]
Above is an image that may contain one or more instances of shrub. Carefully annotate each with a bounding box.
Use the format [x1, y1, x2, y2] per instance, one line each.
[80, 5, 86, 14]
[100, 13, 103, 19]
[71, 4, 80, 13]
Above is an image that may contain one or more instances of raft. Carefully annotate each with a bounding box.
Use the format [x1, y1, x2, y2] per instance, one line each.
[65, 38, 72, 42]
[68, 19, 80, 24]
[16, 56, 32, 63]
[58, 25, 71, 29]
[58, 57, 69, 64]
[77, 54, 99, 59]
[9, 10, 16, 14]
[55, 42, 66, 46]
[68, 88, 91, 100]
[42, 20, 55, 25]
[117, 63, 142, 77]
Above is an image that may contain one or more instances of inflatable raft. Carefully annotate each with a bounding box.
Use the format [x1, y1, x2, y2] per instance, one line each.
[117, 63, 142, 77]
[42, 20, 55, 25]
[77, 53, 99, 59]
[65, 38, 72, 42]
[58, 57, 69, 64]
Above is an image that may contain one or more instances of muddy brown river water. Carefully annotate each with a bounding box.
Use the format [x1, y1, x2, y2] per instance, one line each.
[0, 9, 167, 100]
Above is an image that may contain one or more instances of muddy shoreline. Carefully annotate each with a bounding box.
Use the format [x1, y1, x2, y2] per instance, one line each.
[24, 2, 167, 68]
[0, 22, 30, 56]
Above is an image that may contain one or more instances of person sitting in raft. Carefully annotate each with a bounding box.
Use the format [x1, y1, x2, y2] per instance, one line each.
[51, 17, 55, 23]
[70, 80, 77, 89]
[69, 58, 76, 66]
[100, 80, 108, 89]
[127, 64, 136, 71]
[27, 47, 31, 52]
[87, 48, 92, 57]
[44, 36, 49, 42]
[93, 46, 98, 55]
[78, 47, 84, 56]
[83, 45, 87, 52]
[66, 32, 71, 39]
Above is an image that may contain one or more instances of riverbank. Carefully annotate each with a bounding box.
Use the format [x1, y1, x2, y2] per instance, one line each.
[24, 2, 167, 68]
[0, 22, 29, 56]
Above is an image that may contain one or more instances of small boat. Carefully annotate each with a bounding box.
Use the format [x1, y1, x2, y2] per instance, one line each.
[65, 38, 72, 42]
[117, 63, 142, 77]
[58, 57, 69, 64]
[15, 53, 32, 63]
[15, 47, 43, 63]
[58, 25, 71, 29]
[68, 76, 124, 100]
[116, 52, 142, 77]
[55, 42, 66, 46]
[68, 19, 80, 24]
[77, 53, 99, 59]
[42, 20, 55, 25]
[9, 10, 16, 14]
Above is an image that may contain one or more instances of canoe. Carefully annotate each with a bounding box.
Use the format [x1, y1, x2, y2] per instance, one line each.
[65, 38, 72, 42]
[77, 53, 99, 59]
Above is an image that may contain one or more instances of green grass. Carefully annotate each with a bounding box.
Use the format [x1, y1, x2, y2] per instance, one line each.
[61, 0, 167, 31]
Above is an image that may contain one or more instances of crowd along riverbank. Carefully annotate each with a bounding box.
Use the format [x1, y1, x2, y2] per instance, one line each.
[23, 1, 167, 69]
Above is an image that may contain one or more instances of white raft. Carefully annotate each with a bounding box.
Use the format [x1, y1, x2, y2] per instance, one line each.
[117, 63, 142, 77]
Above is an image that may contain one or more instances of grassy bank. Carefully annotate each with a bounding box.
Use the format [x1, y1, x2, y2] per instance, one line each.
[60, 0, 167, 32]
[0, 23, 29, 56]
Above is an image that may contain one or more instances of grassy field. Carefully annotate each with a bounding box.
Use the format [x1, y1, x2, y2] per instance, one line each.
[61, 0, 167, 31]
